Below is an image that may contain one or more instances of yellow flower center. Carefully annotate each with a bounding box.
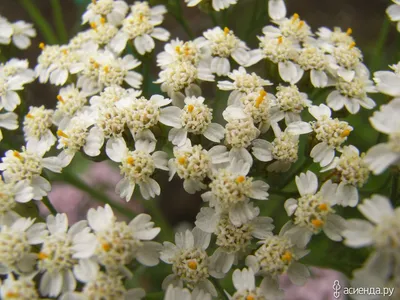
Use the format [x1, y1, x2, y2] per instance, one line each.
[126, 157, 135, 165]
[187, 104, 194, 112]
[312, 219, 324, 228]
[281, 250, 292, 263]
[340, 129, 351, 137]
[102, 243, 111, 252]
[235, 175, 246, 183]
[38, 252, 49, 260]
[187, 260, 197, 270]
[318, 203, 328, 211]
[57, 130, 69, 138]
[178, 157, 186, 165]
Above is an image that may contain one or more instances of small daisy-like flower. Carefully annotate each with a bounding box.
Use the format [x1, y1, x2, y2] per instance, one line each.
[164, 285, 212, 300]
[203, 27, 261, 76]
[217, 67, 272, 105]
[168, 139, 229, 194]
[327, 68, 377, 114]
[0, 179, 33, 218]
[284, 171, 346, 246]
[373, 61, 400, 97]
[0, 273, 40, 300]
[53, 84, 89, 126]
[0, 109, 18, 142]
[157, 38, 211, 69]
[61, 259, 145, 300]
[296, 45, 330, 88]
[364, 98, 400, 174]
[316, 27, 355, 51]
[10, 20, 36, 50]
[387, 0, 400, 32]
[258, 35, 302, 84]
[322, 145, 370, 207]
[82, 0, 129, 26]
[106, 133, 169, 200]
[0, 73, 34, 111]
[268, 0, 287, 21]
[90, 84, 139, 109]
[23, 106, 56, 153]
[266, 13, 313, 43]
[342, 195, 400, 279]
[0, 58, 35, 80]
[245, 224, 310, 286]
[111, 2, 169, 55]
[0, 147, 64, 200]
[88, 16, 118, 46]
[202, 158, 269, 225]
[163, 96, 225, 146]
[185, 0, 238, 11]
[227, 268, 284, 299]
[56, 110, 103, 162]
[37, 214, 87, 297]
[252, 127, 300, 172]
[274, 84, 311, 124]
[196, 207, 273, 274]
[73, 204, 162, 273]
[287, 104, 353, 167]
[160, 227, 218, 296]
[0, 16, 13, 45]
[0, 216, 47, 275]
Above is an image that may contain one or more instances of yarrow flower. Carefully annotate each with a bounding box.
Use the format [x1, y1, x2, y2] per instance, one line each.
[0, 273, 40, 300]
[82, 0, 129, 26]
[164, 284, 212, 300]
[185, 0, 238, 11]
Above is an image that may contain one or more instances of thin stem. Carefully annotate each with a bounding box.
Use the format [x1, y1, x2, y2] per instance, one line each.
[61, 171, 136, 219]
[142, 52, 152, 98]
[391, 171, 399, 203]
[42, 196, 58, 215]
[170, 0, 194, 39]
[210, 277, 229, 300]
[50, 0, 68, 43]
[19, 0, 58, 44]
[371, 17, 390, 71]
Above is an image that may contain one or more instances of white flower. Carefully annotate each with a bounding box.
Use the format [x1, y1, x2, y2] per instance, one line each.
[10, 21, 36, 49]
[72, 204, 162, 274]
[373, 61, 400, 97]
[266, 13, 313, 42]
[274, 84, 311, 124]
[284, 171, 347, 245]
[23, 106, 56, 154]
[227, 268, 283, 299]
[0, 179, 33, 217]
[0, 58, 35, 80]
[88, 17, 118, 46]
[327, 43, 364, 82]
[90, 84, 140, 109]
[0, 109, 18, 141]
[342, 195, 400, 282]
[0, 16, 13, 45]
[160, 227, 218, 297]
[245, 223, 310, 286]
[168, 139, 229, 194]
[217, 67, 272, 105]
[268, 0, 287, 21]
[0, 216, 47, 274]
[364, 98, 400, 174]
[296, 45, 330, 88]
[316, 27, 355, 51]
[163, 96, 225, 146]
[258, 35, 302, 84]
[106, 133, 168, 200]
[387, 0, 400, 32]
[287, 104, 353, 167]
[37, 214, 87, 297]
[0, 273, 40, 300]
[322, 145, 370, 207]
[252, 127, 300, 172]
[157, 38, 211, 69]
[203, 27, 261, 76]
[326, 67, 377, 114]
[82, 0, 129, 26]
[110, 2, 169, 55]
[185, 0, 238, 11]
[164, 285, 212, 300]
[0, 147, 64, 201]
[61, 259, 145, 300]
[0, 73, 33, 112]
[196, 207, 273, 274]
[202, 157, 269, 226]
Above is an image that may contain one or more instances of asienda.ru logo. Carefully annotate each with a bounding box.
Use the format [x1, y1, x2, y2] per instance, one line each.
[333, 280, 341, 299]
[332, 280, 395, 299]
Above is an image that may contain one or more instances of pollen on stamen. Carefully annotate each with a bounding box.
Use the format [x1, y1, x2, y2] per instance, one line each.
[292, 13, 300, 22]
[346, 28, 353, 35]
[103, 66, 110, 73]
[100, 17, 106, 24]
[38, 252, 49, 260]
[341, 129, 351, 137]
[102, 243, 111, 252]
[277, 36, 283, 44]
[26, 113, 34, 119]
[349, 42, 356, 49]
[6, 292, 20, 298]
[126, 157, 135, 165]
[246, 296, 255, 300]
[298, 21, 305, 29]
[318, 203, 328, 211]
[235, 175, 246, 183]
[255, 90, 266, 108]
[57, 130, 69, 138]
[62, 49, 68, 55]
[175, 46, 181, 53]
[187, 260, 197, 270]
[224, 27, 230, 36]
[13, 151, 22, 160]
[39, 42, 45, 50]
[281, 250, 292, 262]
[57, 95, 65, 103]
[90, 22, 97, 30]
[178, 157, 186, 165]
[91, 0, 96, 4]
[312, 219, 324, 228]
[187, 104, 194, 112]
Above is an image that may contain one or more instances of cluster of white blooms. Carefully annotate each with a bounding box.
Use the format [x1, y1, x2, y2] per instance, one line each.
[0, 0, 399, 298]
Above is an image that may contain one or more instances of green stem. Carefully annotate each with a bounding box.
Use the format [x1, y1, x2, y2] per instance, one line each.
[19, 0, 58, 44]
[371, 17, 390, 71]
[50, 0, 68, 43]
[145, 292, 164, 299]
[142, 52, 152, 98]
[42, 196, 58, 215]
[209, 11, 218, 27]
[170, 0, 194, 39]
[210, 277, 229, 300]
[61, 171, 136, 219]
[391, 171, 399, 203]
